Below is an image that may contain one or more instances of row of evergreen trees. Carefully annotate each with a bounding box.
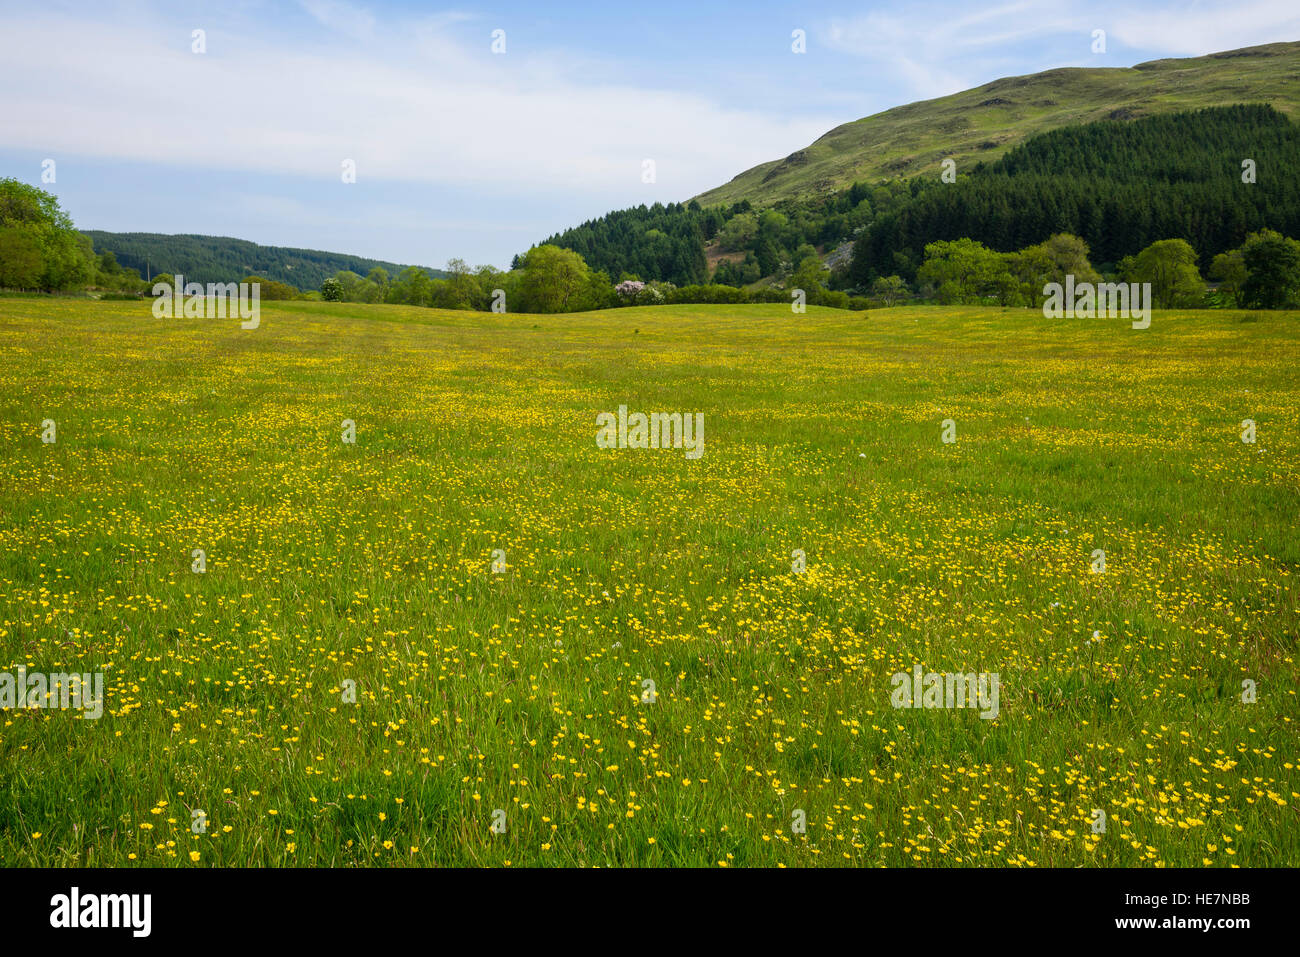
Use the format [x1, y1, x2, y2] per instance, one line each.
[537, 179, 918, 288]
[538, 202, 711, 285]
[850, 105, 1300, 283]
[533, 105, 1300, 301]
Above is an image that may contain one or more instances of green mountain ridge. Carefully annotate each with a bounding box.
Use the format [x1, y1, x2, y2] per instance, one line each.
[82, 230, 447, 289]
[694, 40, 1300, 208]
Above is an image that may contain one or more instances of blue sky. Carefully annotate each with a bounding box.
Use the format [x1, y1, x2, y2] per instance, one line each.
[1, 0, 1297, 270]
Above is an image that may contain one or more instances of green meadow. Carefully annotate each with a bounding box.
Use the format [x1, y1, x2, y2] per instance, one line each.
[0, 298, 1296, 867]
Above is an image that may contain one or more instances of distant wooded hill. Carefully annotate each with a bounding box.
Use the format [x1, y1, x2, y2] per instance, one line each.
[850, 103, 1300, 282]
[81, 231, 446, 289]
[694, 41, 1300, 208]
[539, 104, 1300, 290]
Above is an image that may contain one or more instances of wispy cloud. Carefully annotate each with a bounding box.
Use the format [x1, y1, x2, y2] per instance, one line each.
[2, 0, 1294, 266]
[822, 0, 1298, 101]
[298, 0, 377, 39]
[0, 3, 836, 201]
[1105, 0, 1300, 54]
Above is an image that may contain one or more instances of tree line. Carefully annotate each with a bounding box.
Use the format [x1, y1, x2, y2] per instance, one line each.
[319, 246, 871, 313]
[6, 101, 1300, 312]
[893, 229, 1300, 309]
[850, 105, 1300, 284]
[81, 231, 443, 290]
[538, 180, 915, 289]
[0, 178, 99, 292]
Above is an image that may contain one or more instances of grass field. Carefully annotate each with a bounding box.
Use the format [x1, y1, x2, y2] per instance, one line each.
[0, 298, 1297, 867]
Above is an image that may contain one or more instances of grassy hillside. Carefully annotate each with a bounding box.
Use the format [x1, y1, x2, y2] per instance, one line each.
[1, 299, 1297, 866]
[82, 231, 446, 289]
[696, 41, 1300, 208]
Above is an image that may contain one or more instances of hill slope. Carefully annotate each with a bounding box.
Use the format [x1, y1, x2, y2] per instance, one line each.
[695, 41, 1300, 208]
[82, 231, 446, 289]
[851, 104, 1300, 280]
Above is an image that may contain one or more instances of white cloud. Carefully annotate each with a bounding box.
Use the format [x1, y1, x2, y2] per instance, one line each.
[823, 0, 1299, 101]
[0, 4, 836, 202]
[298, 0, 377, 39]
[1105, 1, 1300, 55]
